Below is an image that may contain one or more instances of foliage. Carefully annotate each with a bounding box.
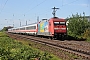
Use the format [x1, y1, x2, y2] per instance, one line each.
[0, 32, 60, 60]
[68, 13, 90, 39]
[0, 26, 13, 32]
[86, 37, 90, 42]
[83, 28, 90, 41]
[0, 32, 8, 37]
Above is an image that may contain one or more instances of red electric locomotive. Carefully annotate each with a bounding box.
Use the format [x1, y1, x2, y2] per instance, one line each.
[37, 17, 67, 39]
[50, 17, 67, 39]
[37, 7, 67, 39]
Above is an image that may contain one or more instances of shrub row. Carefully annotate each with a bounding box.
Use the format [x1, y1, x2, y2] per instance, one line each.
[0, 32, 59, 60]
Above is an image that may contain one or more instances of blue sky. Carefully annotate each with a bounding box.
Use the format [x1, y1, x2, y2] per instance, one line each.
[0, 0, 90, 29]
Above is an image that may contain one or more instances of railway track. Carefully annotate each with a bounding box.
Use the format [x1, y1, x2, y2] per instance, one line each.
[7, 32, 90, 60]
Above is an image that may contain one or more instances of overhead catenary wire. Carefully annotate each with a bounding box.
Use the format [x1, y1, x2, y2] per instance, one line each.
[0, 0, 9, 15]
[19, 0, 47, 24]
[25, 0, 47, 13]
[39, 0, 79, 16]
[61, 0, 79, 7]
[20, 0, 79, 19]
[17, 0, 47, 22]
[87, 0, 89, 7]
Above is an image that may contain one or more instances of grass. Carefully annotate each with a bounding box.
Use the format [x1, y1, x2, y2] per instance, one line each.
[0, 32, 61, 60]
[16, 39, 61, 60]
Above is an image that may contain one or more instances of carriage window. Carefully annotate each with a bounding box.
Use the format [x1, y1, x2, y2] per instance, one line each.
[16, 28, 19, 30]
[26, 26, 36, 30]
[13, 29, 16, 30]
[20, 28, 25, 30]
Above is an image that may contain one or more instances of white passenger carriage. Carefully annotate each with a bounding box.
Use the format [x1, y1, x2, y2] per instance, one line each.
[8, 23, 38, 35]
[24, 23, 38, 35]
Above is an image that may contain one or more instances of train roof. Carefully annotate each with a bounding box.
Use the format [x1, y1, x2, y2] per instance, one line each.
[39, 17, 66, 23]
[9, 22, 37, 30]
[50, 17, 65, 19]
[49, 17, 66, 21]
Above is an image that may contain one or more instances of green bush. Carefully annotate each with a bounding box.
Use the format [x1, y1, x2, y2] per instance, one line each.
[83, 28, 90, 42]
[67, 13, 90, 39]
[0, 32, 60, 60]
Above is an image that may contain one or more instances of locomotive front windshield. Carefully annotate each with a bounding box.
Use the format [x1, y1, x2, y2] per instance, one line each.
[54, 22, 65, 25]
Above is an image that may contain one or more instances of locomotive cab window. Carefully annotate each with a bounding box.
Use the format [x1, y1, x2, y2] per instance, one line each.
[54, 22, 59, 25]
[60, 22, 65, 25]
[54, 22, 65, 25]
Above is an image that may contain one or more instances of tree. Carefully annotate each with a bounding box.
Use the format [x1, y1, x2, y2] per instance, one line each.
[68, 13, 90, 38]
[0, 26, 13, 31]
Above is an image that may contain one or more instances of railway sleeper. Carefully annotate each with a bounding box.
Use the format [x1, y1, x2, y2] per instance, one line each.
[71, 52, 89, 60]
[62, 46, 90, 56]
[57, 46, 90, 60]
[7, 33, 90, 60]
